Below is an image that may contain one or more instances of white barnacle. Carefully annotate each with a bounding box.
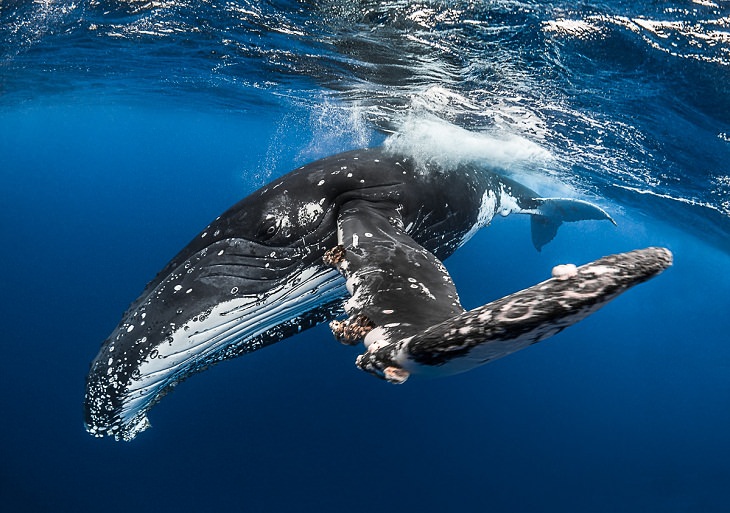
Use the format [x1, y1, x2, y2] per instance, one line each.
[384, 366, 409, 384]
[552, 263, 578, 280]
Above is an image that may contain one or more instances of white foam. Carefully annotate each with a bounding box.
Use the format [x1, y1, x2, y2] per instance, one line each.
[384, 114, 552, 174]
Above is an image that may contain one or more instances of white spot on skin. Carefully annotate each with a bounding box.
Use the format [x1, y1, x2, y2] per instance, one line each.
[174, 285, 182, 292]
[352, 233, 359, 248]
[127, 325, 134, 333]
[201, 232, 208, 238]
[498, 188, 520, 217]
[345, 275, 360, 295]
[364, 327, 389, 349]
[461, 189, 497, 245]
[367, 340, 389, 352]
[552, 263, 578, 280]
[317, 180, 325, 186]
[344, 296, 362, 313]
[364, 232, 373, 237]
[586, 265, 616, 276]
[298, 202, 324, 225]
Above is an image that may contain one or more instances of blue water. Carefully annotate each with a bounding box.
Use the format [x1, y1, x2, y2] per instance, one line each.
[2, 1, 730, 511]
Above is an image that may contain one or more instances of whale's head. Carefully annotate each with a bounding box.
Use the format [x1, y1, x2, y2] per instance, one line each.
[83, 180, 347, 440]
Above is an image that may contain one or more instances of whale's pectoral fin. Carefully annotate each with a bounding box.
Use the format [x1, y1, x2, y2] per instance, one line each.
[325, 199, 466, 350]
[525, 198, 617, 251]
[355, 247, 672, 383]
[325, 202, 672, 383]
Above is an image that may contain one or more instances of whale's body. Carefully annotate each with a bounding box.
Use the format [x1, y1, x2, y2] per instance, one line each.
[84, 147, 670, 441]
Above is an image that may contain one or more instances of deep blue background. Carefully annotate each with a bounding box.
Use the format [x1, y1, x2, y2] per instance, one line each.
[1, 100, 729, 512]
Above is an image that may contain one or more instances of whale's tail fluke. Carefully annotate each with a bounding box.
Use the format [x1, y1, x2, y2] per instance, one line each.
[527, 198, 617, 251]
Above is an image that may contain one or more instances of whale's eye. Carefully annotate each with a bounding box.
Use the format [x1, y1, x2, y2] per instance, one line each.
[256, 216, 281, 241]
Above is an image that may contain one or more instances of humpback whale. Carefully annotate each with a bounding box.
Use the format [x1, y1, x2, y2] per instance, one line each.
[84, 147, 672, 440]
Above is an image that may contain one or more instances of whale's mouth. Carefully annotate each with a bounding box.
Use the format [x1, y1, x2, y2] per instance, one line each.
[84, 237, 346, 441]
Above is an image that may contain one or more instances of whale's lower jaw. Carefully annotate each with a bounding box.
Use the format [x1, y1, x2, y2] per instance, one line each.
[84, 266, 346, 441]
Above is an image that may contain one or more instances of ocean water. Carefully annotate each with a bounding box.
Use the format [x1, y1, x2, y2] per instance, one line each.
[2, 1, 730, 511]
